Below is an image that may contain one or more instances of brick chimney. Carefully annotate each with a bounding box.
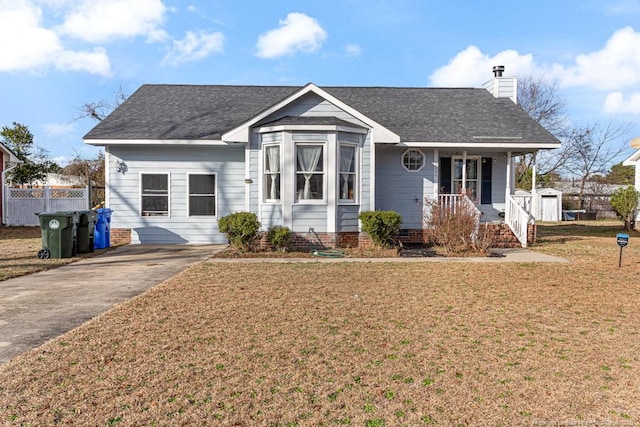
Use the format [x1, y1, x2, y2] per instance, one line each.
[482, 65, 517, 104]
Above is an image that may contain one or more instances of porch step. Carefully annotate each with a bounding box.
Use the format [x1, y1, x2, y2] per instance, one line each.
[481, 223, 536, 248]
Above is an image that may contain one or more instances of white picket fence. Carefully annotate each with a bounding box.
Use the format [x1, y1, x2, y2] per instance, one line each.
[3, 186, 89, 226]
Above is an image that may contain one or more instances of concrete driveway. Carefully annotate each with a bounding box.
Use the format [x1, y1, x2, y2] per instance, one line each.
[0, 244, 225, 364]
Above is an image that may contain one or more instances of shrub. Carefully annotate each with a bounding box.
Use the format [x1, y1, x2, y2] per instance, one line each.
[359, 211, 403, 248]
[266, 225, 292, 252]
[610, 186, 639, 230]
[217, 212, 261, 252]
[424, 198, 485, 254]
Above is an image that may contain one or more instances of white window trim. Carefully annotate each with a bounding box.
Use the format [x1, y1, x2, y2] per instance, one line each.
[452, 155, 481, 202]
[338, 142, 359, 204]
[401, 148, 425, 172]
[187, 172, 217, 217]
[294, 141, 327, 205]
[140, 172, 170, 217]
[263, 143, 282, 204]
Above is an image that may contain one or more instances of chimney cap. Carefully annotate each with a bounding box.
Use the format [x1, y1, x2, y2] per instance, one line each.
[492, 65, 505, 77]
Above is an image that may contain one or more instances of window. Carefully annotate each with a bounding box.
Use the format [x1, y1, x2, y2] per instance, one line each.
[339, 144, 356, 202]
[402, 148, 425, 171]
[453, 157, 479, 201]
[296, 144, 324, 201]
[264, 145, 281, 201]
[188, 174, 216, 216]
[141, 173, 169, 216]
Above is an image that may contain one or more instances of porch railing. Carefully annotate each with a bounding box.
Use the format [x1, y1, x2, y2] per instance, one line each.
[438, 194, 481, 239]
[505, 195, 533, 248]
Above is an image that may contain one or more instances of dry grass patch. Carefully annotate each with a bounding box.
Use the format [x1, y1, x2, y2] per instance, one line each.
[0, 226, 118, 281]
[1, 230, 640, 426]
[0, 226, 78, 280]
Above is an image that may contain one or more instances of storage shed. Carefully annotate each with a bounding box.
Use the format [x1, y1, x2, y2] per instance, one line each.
[515, 188, 562, 222]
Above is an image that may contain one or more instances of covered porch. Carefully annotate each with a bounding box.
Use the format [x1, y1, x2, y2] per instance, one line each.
[431, 148, 542, 248]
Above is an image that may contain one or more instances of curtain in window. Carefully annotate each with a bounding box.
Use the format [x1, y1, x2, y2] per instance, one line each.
[340, 145, 354, 199]
[297, 145, 322, 199]
[266, 146, 280, 200]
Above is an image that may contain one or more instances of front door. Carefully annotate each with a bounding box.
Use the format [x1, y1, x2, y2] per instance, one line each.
[440, 157, 492, 204]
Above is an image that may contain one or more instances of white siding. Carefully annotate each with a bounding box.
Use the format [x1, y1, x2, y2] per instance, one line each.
[108, 145, 245, 244]
[260, 204, 283, 229]
[337, 205, 359, 231]
[291, 204, 327, 232]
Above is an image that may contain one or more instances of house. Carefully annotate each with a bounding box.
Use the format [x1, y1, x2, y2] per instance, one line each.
[623, 137, 640, 222]
[84, 66, 561, 247]
[1, 142, 21, 225]
[554, 180, 627, 220]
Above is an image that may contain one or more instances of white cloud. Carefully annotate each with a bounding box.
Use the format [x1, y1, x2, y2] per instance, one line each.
[604, 91, 640, 114]
[162, 31, 224, 66]
[0, 1, 61, 70]
[0, 1, 111, 75]
[429, 45, 536, 87]
[56, 47, 111, 75]
[345, 44, 362, 58]
[58, 0, 168, 43]
[43, 121, 76, 137]
[558, 26, 640, 90]
[256, 12, 327, 59]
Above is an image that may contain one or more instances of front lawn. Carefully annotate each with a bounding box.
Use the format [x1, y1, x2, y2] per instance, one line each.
[1, 223, 639, 425]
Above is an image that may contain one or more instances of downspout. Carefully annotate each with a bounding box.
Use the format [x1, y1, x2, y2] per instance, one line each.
[2, 163, 19, 225]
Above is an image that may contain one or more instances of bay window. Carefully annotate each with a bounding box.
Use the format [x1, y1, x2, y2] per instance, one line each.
[339, 144, 356, 202]
[264, 145, 281, 201]
[296, 144, 324, 201]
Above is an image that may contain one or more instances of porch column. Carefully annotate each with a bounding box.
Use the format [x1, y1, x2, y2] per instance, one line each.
[505, 151, 512, 198]
[462, 150, 467, 193]
[433, 148, 439, 199]
[505, 151, 512, 222]
[531, 151, 538, 220]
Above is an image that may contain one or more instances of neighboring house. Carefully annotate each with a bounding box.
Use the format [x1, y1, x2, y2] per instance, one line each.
[84, 66, 561, 247]
[555, 181, 627, 220]
[623, 137, 640, 222]
[30, 173, 85, 188]
[1, 142, 21, 225]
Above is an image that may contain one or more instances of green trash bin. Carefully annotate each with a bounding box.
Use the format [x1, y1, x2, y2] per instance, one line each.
[37, 211, 79, 259]
[76, 210, 98, 254]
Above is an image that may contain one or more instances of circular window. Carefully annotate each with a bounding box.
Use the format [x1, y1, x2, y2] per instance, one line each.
[402, 149, 425, 172]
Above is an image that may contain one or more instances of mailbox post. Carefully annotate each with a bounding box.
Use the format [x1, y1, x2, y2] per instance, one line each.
[616, 233, 629, 268]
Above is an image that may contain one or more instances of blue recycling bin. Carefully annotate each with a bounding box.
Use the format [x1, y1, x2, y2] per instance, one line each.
[94, 208, 113, 249]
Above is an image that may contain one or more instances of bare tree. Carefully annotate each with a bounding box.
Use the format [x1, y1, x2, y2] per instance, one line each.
[562, 121, 632, 209]
[516, 74, 570, 188]
[75, 85, 127, 122]
[518, 74, 568, 137]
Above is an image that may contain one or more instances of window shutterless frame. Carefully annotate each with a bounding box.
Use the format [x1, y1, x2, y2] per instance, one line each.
[187, 173, 217, 216]
[294, 142, 326, 204]
[263, 144, 281, 203]
[140, 172, 170, 217]
[338, 143, 358, 203]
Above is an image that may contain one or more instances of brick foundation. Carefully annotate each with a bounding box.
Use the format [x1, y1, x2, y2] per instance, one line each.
[111, 228, 132, 246]
[267, 224, 532, 250]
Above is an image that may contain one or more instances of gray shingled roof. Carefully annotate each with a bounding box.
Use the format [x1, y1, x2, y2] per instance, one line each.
[84, 84, 559, 145]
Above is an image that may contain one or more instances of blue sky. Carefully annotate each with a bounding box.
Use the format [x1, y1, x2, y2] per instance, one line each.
[1, 0, 639, 165]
